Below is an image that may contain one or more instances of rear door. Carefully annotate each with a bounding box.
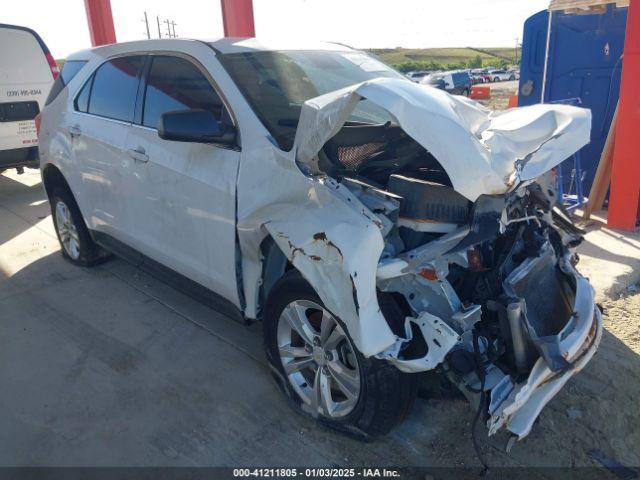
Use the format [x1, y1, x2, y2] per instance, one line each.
[69, 55, 145, 245]
[123, 54, 241, 305]
[0, 25, 55, 155]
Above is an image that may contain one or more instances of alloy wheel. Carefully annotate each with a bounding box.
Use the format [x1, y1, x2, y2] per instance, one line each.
[55, 200, 81, 260]
[277, 300, 360, 418]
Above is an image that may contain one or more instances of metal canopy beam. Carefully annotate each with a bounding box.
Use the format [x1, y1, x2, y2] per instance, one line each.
[220, 0, 256, 37]
[84, 0, 117, 46]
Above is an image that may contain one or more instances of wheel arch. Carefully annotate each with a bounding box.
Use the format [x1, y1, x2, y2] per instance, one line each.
[258, 234, 293, 319]
[42, 163, 71, 199]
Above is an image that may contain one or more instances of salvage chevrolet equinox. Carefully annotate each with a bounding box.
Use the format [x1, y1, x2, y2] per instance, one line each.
[39, 38, 602, 443]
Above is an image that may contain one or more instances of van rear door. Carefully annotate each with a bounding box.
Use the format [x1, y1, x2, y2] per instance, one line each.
[0, 24, 55, 161]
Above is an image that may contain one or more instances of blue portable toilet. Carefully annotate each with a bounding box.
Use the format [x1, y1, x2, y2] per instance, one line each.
[518, 1, 628, 197]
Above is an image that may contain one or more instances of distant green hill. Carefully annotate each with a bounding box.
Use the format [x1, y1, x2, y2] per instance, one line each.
[366, 47, 521, 72]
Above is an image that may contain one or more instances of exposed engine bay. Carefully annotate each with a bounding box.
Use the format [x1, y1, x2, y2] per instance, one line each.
[323, 123, 602, 440]
[255, 77, 600, 442]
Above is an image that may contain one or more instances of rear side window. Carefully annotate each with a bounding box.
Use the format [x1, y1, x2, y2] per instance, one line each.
[142, 56, 225, 129]
[45, 60, 87, 105]
[86, 56, 143, 122]
[75, 75, 92, 113]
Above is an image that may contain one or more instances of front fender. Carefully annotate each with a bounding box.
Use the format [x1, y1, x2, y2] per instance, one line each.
[262, 195, 397, 357]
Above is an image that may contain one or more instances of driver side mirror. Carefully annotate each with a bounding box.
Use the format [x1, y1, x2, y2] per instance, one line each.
[158, 109, 236, 146]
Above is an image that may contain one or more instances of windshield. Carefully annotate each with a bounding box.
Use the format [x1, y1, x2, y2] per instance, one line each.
[217, 50, 406, 150]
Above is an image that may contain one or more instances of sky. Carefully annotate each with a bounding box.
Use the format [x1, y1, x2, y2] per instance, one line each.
[2, 0, 549, 58]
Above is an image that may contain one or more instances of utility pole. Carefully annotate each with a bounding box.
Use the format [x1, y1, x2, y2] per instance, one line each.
[170, 21, 177, 38]
[515, 37, 519, 65]
[164, 19, 172, 38]
[156, 15, 162, 38]
[142, 11, 150, 39]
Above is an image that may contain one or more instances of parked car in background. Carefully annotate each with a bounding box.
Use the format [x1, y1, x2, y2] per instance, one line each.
[406, 71, 428, 82]
[508, 69, 520, 80]
[39, 38, 600, 443]
[486, 69, 515, 82]
[0, 24, 57, 174]
[421, 70, 471, 96]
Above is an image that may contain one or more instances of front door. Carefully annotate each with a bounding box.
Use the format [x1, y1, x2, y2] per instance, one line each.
[123, 54, 241, 307]
[69, 55, 145, 246]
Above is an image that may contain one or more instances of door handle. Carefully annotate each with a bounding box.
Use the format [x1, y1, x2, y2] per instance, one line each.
[67, 125, 82, 137]
[128, 147, 149, 163]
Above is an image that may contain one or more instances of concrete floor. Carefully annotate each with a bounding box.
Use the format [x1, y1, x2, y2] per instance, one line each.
[576, 209, 640, 301]
[0, 169, 638, 473]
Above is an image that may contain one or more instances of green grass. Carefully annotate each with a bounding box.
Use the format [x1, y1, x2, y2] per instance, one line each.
[366, 47, 521, 72]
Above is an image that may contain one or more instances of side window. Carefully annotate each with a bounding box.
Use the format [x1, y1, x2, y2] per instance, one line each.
[46, 60, 88, 106]
[142, 56, 226, 129]
[74, 75, 93, 113]
[87, 56, 144, 122]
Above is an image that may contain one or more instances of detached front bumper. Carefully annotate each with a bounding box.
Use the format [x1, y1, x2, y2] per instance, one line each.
[487, 254, 603, 439]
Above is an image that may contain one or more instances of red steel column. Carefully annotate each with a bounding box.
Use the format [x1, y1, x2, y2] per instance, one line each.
[84, 0, 117, 46]
[220, 0, 255, 37]
[608, 0, 640, 230]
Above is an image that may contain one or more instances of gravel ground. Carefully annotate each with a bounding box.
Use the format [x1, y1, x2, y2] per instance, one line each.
[476, 80, 519, 111]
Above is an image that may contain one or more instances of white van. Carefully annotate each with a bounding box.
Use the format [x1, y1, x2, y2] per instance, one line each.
[0, 24, 57, 173]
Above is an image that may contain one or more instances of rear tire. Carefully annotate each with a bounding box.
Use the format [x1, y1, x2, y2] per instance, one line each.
[264, 270, 417, 439]
[51, 187, 110, 267]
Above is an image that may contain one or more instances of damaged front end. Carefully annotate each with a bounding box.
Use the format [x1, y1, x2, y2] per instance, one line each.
[286, 78, 601, 441]
[369, 183, 602, 440]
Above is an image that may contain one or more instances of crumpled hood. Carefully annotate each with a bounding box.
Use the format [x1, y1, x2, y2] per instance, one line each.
[293, 78, 592, 201]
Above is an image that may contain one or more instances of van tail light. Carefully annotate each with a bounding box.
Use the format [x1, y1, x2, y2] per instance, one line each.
[45, 53, 59, 79]
[35, 113, 42, 137]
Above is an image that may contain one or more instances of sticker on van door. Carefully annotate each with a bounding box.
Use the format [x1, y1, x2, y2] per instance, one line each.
[17, 120, 37, 143]
[6, 88, 42, 97]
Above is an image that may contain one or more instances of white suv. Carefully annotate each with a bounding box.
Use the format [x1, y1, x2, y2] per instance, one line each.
[39, 38, 601, 442]
[487, 69, 516, 82]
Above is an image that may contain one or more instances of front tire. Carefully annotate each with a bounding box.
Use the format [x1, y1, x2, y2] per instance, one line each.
[264, 270, 416, 439]
[51, 187, 109, 267]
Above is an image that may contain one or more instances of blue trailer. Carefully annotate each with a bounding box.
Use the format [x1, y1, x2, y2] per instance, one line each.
[518, 3, 627, 202]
